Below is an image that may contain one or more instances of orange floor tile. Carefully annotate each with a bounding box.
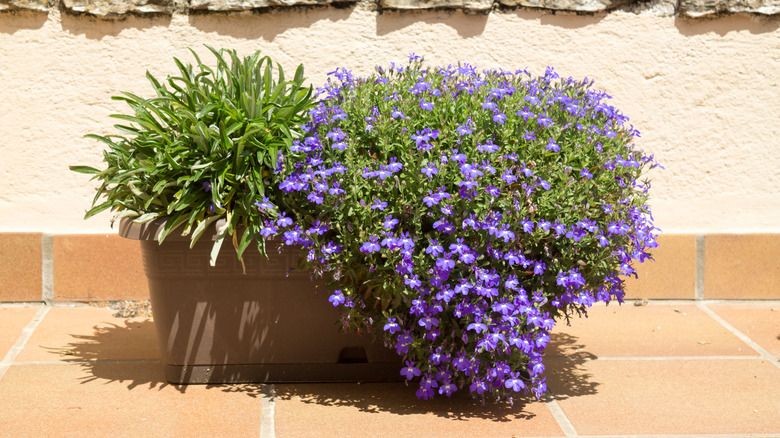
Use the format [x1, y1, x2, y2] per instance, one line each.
[1, 301, 779, 438]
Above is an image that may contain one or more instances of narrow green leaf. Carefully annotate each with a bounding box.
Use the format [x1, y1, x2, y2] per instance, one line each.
[195, 103, 219, 120]
[113, 124, 141, 136]
[152, 179, 170, 194]
[293, 64, 305, 83]
[69, 165, 101, 175]
[84, 133, 123, 149]
[256, 235, 268, 258]
[112, 210, 140, 224]
[83, 200, 113, 219]
[158, 213, 188, 243]
[236, 226, 254, 260]
[135, 212, 160, 223]
[276, 62, 285, 84]
[190, 214, 223, 249]
[263, 61, 273, 97]
[209, 218, 229, 266]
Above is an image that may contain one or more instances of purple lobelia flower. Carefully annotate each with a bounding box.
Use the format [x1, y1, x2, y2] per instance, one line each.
[478, 141, 499, 154]
[456, 122, 472, 136]
[425, 240, 444, 256]
[371, 199, 388, 210]
[276, 212, 293, 228]
[272, 58, 661, 404]
[383, 215, 399, 230]
[360, 236, 382, 254]
[401, 360, 422, 380]
[421, 163, 438, 178]
[328, 290, 346, 307]
[384, 318, 401, 334]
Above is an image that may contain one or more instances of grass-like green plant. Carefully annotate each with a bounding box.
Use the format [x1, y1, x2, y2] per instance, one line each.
[71, 46, 314, 263]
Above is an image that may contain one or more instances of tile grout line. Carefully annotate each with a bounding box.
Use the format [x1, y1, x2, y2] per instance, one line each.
[696, 302, 780, 369]
[543, 394, 577, 437]
[507, 435, 780, 438]
[0, 306, 50, 381]
[5, 299, 780, 309]
[568, 434, 780, 438]
[260, 384, 275, 438]
[11, 359, 162, 366]
[545, 355, 763, 361]
[695, 234, 705, 300]
[630, 299, 780, 306]
[41, 233, 54, 305]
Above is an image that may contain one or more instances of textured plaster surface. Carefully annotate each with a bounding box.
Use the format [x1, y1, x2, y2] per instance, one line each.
[0, 7, 778, 233]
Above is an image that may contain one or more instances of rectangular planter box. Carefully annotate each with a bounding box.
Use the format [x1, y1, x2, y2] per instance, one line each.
[121, 218, 402, 384]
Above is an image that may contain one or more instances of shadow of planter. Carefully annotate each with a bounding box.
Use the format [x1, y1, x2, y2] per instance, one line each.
[119, 217, 401, 384]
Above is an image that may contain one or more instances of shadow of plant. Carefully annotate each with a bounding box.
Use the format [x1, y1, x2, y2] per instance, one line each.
[53, 318, 180, 392]
[544, 332, 600, 401]
[59, 315, 599, 415]
[215, 330, 600, 420]
[222, 381, 541, 421]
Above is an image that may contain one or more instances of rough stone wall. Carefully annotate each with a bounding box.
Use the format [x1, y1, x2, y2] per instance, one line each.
[495, 0, 636, 13]
[190, 0, 354, 12]
[2, 0, 779, 16]
[61, 0, 174, 17]
[678, 0, 780, 16]
[0, 0, 49, 12]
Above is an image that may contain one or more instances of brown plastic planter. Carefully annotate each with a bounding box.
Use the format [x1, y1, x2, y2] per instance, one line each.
[119, 217, 401, 384]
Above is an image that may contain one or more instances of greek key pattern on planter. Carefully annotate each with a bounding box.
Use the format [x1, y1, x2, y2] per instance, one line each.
[141, 241, 311, 279]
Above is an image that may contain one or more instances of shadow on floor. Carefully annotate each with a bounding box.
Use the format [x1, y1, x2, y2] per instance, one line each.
[59, 318, 599, 413]
[545, 332, 600, 401]
[53, 319, 178, 392]
[271, 382, 538, 421]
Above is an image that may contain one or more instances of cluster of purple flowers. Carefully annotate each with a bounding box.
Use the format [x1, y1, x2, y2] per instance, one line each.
[259, 56, 660, 402]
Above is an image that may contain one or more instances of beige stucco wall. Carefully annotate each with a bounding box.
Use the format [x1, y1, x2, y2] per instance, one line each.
[1, 6, 778, 234]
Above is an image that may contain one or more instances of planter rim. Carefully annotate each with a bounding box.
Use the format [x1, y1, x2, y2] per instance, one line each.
[118, 216, 227, 242]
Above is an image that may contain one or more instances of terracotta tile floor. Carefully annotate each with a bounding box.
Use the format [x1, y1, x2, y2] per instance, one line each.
[0, 302, 778, 438]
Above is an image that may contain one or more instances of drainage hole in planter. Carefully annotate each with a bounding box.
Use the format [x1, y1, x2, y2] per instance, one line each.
[338, 347, 369, 364]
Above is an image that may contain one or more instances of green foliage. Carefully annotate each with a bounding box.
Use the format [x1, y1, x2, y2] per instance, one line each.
[269, 59, 661, 400]
[71, 47, 314, 263]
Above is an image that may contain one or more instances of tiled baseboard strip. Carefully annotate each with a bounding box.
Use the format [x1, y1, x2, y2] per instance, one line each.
[2, 233, 780, 301]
